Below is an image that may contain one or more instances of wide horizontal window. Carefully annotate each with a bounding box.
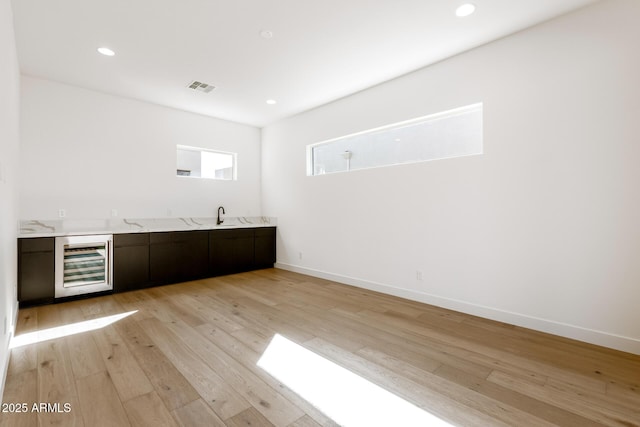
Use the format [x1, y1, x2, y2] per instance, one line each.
[176, 145, 236, 180]
[307, 103, 483, 176]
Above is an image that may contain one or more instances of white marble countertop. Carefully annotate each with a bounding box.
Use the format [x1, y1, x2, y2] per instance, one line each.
[18, 216, 277, 238]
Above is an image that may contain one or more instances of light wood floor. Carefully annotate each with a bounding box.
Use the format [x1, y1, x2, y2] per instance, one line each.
[1, 269, 639, 427]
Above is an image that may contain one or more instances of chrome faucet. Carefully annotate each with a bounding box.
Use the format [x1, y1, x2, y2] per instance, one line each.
[217, 206, 225, 225]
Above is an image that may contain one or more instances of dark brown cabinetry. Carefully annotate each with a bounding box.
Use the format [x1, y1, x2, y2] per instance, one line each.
[209, 229, 255, 275]
[19, 226, 276, 304]
[178, 231, 210, 280]
[149, 231, 209, 285]
[113, 233, 150, 292]
[208, 227, 276, 274]
[254, 227, 277, 269]
[18, 237, 55, 306]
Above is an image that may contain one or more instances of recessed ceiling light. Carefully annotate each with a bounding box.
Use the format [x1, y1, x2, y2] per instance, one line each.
[455, 3, 476, 17]
[259, 29, 274, 39]
[266, 99, 277, 105]
[97, 47, 115, 56]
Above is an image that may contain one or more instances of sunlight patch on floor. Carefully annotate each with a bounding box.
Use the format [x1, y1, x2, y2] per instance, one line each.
[10, 310, 137, 349]
[257, 334, 454, 427]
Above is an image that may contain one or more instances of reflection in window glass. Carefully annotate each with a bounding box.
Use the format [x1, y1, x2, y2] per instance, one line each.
[307, 103, 482, 176]
[176, 145, 236, 180]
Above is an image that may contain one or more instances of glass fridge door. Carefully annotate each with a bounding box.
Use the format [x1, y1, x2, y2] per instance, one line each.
[55, 234, 113, 298]
[63, 243, 107, 287]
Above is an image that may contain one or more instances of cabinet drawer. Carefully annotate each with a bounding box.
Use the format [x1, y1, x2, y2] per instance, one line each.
[150, 231, 209, 244]
[149, 232, 174, 244]
[210, 228, 254, 240]
[19, 237, 55, 253]
[254, 227, 276, 238]
[174, 230, 208, 243]
[114, 233, 149, 247]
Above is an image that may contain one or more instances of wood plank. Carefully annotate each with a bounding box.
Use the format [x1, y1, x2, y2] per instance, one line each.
[78, 297, 110, 319]
[216, 275, 280, 307]
[6, 308, 38, 376]
[606, 381, 640, 411]
[75, 371, 130, 427]
[195, 324, 336, 427]
[173, 293, 245, 333]
[122, 391, 178, 427]
[82, 294, 129, 317]
[56, 301, 106, 380]
[113, 316, 201, 411]
[163, 318, 305, 427]
[72, 292, 187, 407]
[303, 338, 512, 427]
[143, 286, 208, 327]
[230, 326, 274, 354]
[225, 407, 275, 427]
[37, 338, 84, 426]
[91, 324, 155, 401]
[179, 291, 274, 342]
[66, 331, 107, 380]
[277, 301, 445, 372]
[171, 399, 226, 427]
[286, 415, 325, 427]
[138, 316, 251, 420]
[334, 307, 495, 378]
[112, 290, 157, 321]
[433, 364, 604, 427]
[353, 308, 598, 388]
[246, 299, 365, 353]
[4, 269, 639, 427]
[488, 370, 640, 427]
[0, 369, 37, 427]
[204, 292, 316, 345]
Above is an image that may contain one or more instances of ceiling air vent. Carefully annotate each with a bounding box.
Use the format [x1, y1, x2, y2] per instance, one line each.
[187, 80, 215, 93]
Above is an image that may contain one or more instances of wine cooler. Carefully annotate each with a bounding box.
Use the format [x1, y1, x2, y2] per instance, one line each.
[55, 234, 113, 298]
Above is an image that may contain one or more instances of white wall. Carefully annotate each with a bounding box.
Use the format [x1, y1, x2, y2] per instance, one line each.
[262, 0, 640, 354]
[20, 77, 261, 220]
[0, 0, 20, 398]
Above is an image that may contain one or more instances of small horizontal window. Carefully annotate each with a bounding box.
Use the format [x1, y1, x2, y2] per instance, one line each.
[307, 103, 483, 176]
[176, 145, 236, 180]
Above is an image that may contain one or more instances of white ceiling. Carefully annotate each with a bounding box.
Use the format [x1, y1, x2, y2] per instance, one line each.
[12, 0, 598, 127]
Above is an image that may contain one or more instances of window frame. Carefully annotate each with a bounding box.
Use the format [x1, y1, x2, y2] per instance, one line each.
[306, 103, 483, 176]
[176, 145, 238, 181]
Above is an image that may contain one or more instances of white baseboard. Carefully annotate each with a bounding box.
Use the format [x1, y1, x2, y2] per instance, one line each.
[275, 262, 640, 355]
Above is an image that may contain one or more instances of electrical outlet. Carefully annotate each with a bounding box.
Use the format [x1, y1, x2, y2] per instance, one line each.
[59, 209, 66, 218]
[111, 209, 118, 217]
[416, 271, 423, 281]
[298, 252, 303, 260]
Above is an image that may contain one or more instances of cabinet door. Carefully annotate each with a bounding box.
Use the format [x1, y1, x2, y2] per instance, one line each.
[113, 233, 150, 292]
[18, 238, 55, 306]
[209, 231, 233, 276]
[150, 242, 178, 285]
[19, 252, 55, 303]
[234, 231, 255, 272]
[175, 231, 209, 281]
[254, 227, 276, 269]
[210, 229, 254, 276]
[149, 232, 178, 284]
[114, 245, 149, 292]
